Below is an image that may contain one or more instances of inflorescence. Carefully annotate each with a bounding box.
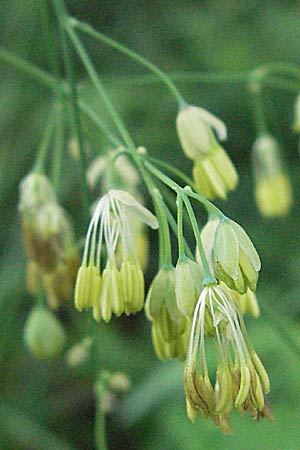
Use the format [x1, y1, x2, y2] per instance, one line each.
[18, 20, 300, 435]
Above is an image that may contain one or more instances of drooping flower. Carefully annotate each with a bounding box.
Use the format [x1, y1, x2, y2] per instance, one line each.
[184, 284, 272, 433]
[176, 104, 238, 200]
[75, 189, 158, 321]
[252, 134, 292, 217]
[145, 267, 190, 360]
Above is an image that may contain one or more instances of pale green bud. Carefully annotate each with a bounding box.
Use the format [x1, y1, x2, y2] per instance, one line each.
[252, 134, 292, 217]
[146, 268, 189, 360]
[145, 268, 175, 320]
[176, 104, 227, 160]
[23, 305, 66, 360]
[214, 219, 261, 294]
[18, 173, 57, 211]
[293, 91, 300, 132]
[175, 257, 203, 317]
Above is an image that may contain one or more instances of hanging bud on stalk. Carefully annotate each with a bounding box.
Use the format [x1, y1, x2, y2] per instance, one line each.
[176, 104, 238, 200]
[213, 219, 261, 294]
[23, 305, 66, 359]
[252, 134, 292, 218]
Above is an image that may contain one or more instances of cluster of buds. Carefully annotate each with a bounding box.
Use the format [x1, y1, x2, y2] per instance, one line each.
[251, 134, 292, 217]
[18, 172, 79, 308]
[176, 104, 238, 200]
[75, 189, 158, 321]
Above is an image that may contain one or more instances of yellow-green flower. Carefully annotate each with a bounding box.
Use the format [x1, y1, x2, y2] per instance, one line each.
[75, 189, 158, 321]
[184, 284, 271, 433]
[176, 104, 238, 200]
[252, 134, 292, 218]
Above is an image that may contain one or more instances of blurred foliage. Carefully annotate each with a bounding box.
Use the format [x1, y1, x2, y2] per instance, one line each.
[1, 1, 300, 449]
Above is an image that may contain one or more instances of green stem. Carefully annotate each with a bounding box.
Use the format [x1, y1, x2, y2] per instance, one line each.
[143, 159, 224, 218]
[52, 0, 90, 221]
[0, 46, 61, 90]
[68, 17, 185, 106]
[51, 99, 64, 192]
[34, 103, 57, 172]
[181, 195, 216, 285]
[164, 203, 194, 260]
[147, 156, 197, 190]
[176, 194, 185, 260]
[41, 0, 61, 76]
[248, 82, 268, 136]
[154, 190, 172, 268]
[95, 401, 108, 450]
[253, 62, 300, 82]
[64, 24, 135, 150]
[79, 100, 122, 147]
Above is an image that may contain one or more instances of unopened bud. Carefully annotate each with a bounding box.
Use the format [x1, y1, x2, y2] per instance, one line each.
[23, 305, 66, 359]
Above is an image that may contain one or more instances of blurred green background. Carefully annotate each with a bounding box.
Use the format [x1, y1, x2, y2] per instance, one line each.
[1, 1, 300, 449]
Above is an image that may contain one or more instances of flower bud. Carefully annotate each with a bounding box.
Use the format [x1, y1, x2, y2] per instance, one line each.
[23, 305, 66, 359]
[18, 173, 57, 211]
[175, 257, 203, 317]
[214, 219, 261, 293]
[176, 104, 238, 200]
[176, 105, 227, 160]
[252, 134, 292, 217]
[146, 268, 189, 360]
